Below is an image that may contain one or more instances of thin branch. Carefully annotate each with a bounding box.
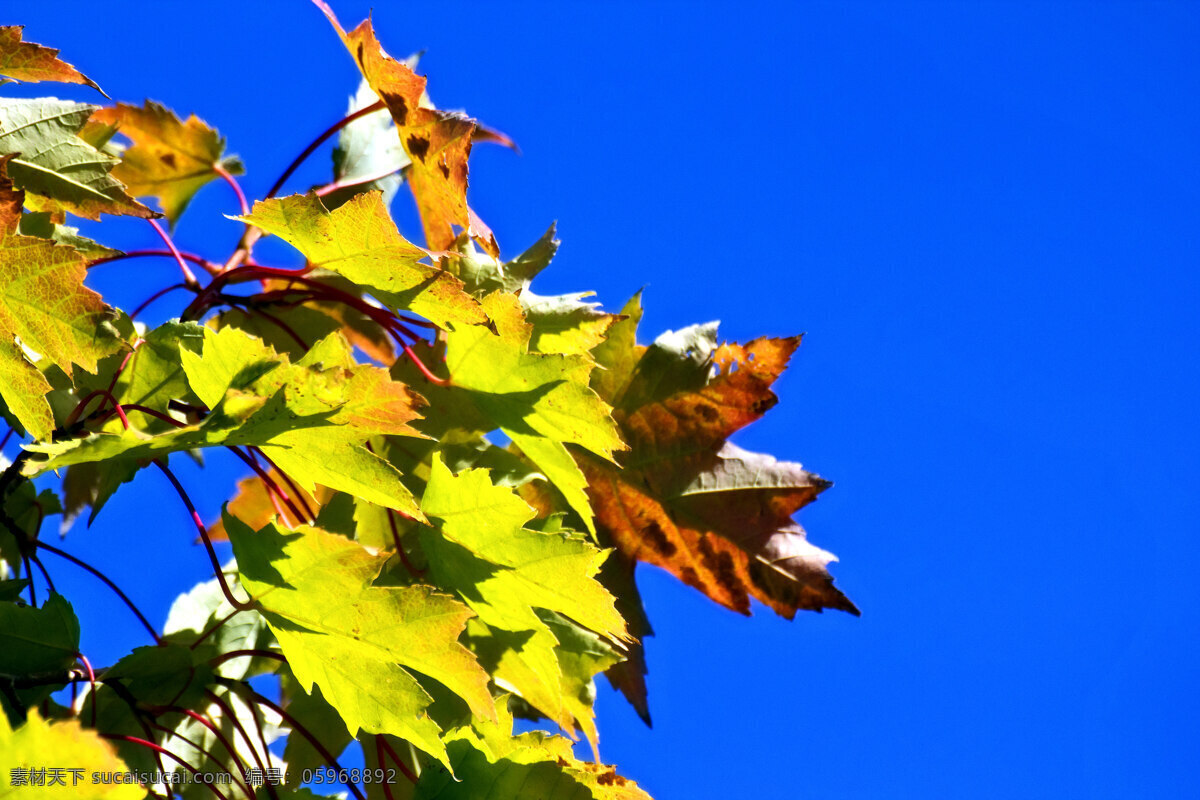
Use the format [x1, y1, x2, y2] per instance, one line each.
[65, 388, 127, 428]
[97, 403, 184, 429]
[36, 541, 162, 643]
[147, 219, 200, 288]
[378, 735, 420, 785]
[146, 718, 253, 800]
[89, 249, 219, 275]
[249, 447, 315, 524]
[222, 680, 366, 800]
[101, 734, 232, 800]
[29, 551, 55, 593]
[265, 100, 385, 200]
[235, 305, 308, 350]
[314, 164, 402, 198]
[207, 649, 286, 669]
[214, 163, 251, 216]
[153, 460, 255, 611]
[77, 654, 96, 727]
[190, 607, 243, 651]
[21, 551, 35, 605]
[398, 339, 449, 385]
[171, 708, 256, 800]
[132, 283, 192, 319]
[227, 447, 307, 527]
[204, 689, 276, 800]
[376, 736, 399, 800]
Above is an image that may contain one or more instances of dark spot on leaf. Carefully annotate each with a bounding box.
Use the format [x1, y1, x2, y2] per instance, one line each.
[407, 135, 430, 163]
[356, 42, 365, 64]
[556, 757, 569, 767]
[439, 161, 450, 179]
[160, 153, 176, 168]
[597, 771, 617, 786]
[700, 536, 745, 601]
[680, 566, 700, 587]
[640, 519, 675, 557]
[383, 92, 408, 126]
[695, 404, 718, 422]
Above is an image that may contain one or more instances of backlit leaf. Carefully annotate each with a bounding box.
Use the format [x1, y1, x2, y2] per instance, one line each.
[0, 26, 103, 94]
[314, 3, 498, 255]
[237, 192, 485, 329]
[91, 101, 242, 224]
[0, 98, 156, 220]
[588, 322, 858, 622]
[0, 709, 142, 800]
[0, 159, 122, 439]
[224, 515, 495, 766]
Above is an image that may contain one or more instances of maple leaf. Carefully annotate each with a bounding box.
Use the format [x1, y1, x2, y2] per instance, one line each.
[0, 26, 104, 94]
[433, 292, 624, 534]
[419, 455, 626, 749]
[0, 98, 156, 220]
[588, 295, 856, 617]
[580, 294, 858, 717]
[449, 226, 622, 357]
[414, 698, 651, 800]
[238, 192, 486, 330]
[17, 211, 121, 258]
[313, 1, 499, 256]
[224, 515, 495, 768]
[0, 593, 79, 677]
[91, 101, 243, 224]
[0, 709, 142, 800]
[0, 156, 123, 439]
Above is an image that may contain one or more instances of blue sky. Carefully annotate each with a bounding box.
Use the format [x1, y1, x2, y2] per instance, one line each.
[4, 2, 1198, 797]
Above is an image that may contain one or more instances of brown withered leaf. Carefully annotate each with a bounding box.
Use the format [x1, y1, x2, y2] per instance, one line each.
[91, 101, 242, 224]
[314, 1, 498, 256]
[583, 296, 857, 714]
[588, 309, 856, 617]
[0, 26, 104, 94]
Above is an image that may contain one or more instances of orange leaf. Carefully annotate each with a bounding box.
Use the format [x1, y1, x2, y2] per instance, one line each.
[0, 26, 104, 94]
[314, 2, 498, 256]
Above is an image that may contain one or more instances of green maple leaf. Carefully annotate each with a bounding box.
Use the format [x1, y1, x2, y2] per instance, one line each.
[0, 158, 123, 440]
[413, 698, 651, 800]
[0, 98, 155, 220]
[237, 192, 485, 329]
[449, 227, 619, 357]
[443, 292, 624, 534]
[0, 710, 142, 800]
[418, 456, 626, 743]
[421, 455, 625, 640]
[25, 326, 424, 518]
[0, 594, 79, 677]
[91, 100, 243, 224]
[224, 515, 494, 768]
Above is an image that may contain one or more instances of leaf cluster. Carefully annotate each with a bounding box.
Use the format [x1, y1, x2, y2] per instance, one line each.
[0, 8, 855, 799]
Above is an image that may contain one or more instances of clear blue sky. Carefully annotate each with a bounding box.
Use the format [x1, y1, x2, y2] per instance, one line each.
[4, 2, 1198, 797]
